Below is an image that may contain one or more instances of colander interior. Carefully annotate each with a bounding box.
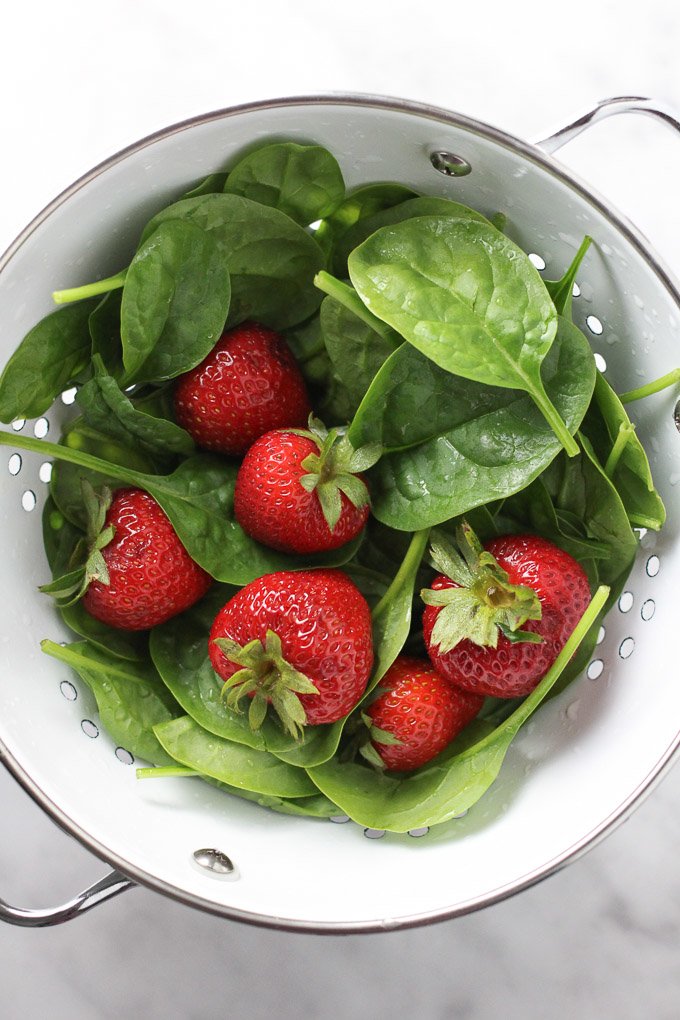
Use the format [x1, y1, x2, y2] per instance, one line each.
[0, 98, 678, 930]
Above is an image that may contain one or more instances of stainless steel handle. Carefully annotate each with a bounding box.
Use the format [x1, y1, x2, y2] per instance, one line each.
[0, 870, 134, 927]
[535, 95, 680, 154]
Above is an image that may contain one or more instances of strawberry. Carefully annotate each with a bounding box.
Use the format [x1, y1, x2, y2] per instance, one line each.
[209, 569, 373, 737]
[422, 525, 591, 698]
[362, 656, 483, 772]
[233, 418, 380, 554]
[42, 483, 211, 630]
[173, 321, 311, 456]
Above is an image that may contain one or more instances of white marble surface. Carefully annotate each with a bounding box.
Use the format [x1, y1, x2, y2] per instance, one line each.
[1, 1, 679, 1017]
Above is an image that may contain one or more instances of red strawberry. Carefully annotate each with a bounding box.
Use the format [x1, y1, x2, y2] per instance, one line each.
[173, 321, 311, 456]
[209, 569, 373, 736]
[364, 656, 483, 772]
[422, 525, 591, 699]
[233, 418, 380, 554]
[46, 485, 212, 631]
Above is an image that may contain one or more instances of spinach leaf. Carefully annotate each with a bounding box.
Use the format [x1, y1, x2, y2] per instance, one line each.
[306, 586, 609, 831]
[76, 357, 195, 458]
[0, 299, 99, 422]
[349, 215, 577, 455]
[153, 716, 317, 798]
[141, 194, 325, 329]
[120, 218, 231, 384]
[42, 495, 83, 575]
[367, 528, 430, 691]
[541, 432, 639, 587]
[137, 767, 339, 818]
[59, 603, 148, 661]
[89, 290, 124, 379]
[183, 172, 229, 199]
[315, 182, 418, 258]
[545, 236, 591, 319]
[149, 588, 345, 767]
[9, 434, 362, 582]
[582, 372, 666, 531]
[318, 296, 397, 417]
[355, 317, 595, 530]
[224, 142, 345, 226]
[41, 639, 179, 766]
[333, 195, 490, 276]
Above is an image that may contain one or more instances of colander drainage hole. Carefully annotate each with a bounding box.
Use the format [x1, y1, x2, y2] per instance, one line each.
[61, 387, 78, 405]
[363, 828, 386, 839]
[329, 814, 350, 824]
[11, 418, 25, 432]
[594, 353, 607, 372]
[39, 462, 52, 483]
[528, 253, 546, 271]
[596, 625, 606, 645]
[60, 680, 77, 701]
[646, 555, 660, 577]
[619, 637, 635, 659]
[21, 490, 36, 512]
[572, 282, 581, 298]
[8, 453, 21, 476]
[587, 659, 604, 680]
[408, 827, 430, 838]
[33, 417, 49, 438]
[586, 315, 603, 336]
[618, 591, 633, 613]
[641, 599, 656, 621]
[81, 719, 99, 738]
[115, 747, 134, 764]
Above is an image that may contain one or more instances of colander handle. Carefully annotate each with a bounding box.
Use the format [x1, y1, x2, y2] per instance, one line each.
[535, 95, 680, 154]
[0, 869, 134, 927]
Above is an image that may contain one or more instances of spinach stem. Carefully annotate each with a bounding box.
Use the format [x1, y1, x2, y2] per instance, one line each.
[372, 528, 430, 621]
[0, 432, 150, 487]
[41, 638, 146, 683]
[529, 387, 579, 457]
[604, 422, 635, 479]
[314, 271, 397, 343]
[136, 767, 198, 779]
[53, 269, 127, 305]
[619, 368, 680, 404]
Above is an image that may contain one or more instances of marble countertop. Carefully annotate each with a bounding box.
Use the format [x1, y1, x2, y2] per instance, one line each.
[1, 2, 679, 1017]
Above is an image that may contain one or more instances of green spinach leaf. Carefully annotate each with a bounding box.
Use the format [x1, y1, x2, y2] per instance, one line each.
[121, 218, 231, 384]
[224, 142, 345, 225]
[545, 236, 592, 320]
[318, 295, 397, 417]
[142, 193, 325, 329]
[583, 371, 665, 530]
[76, 357, 195, 458]
[355, 317, 595, 530]
[315, 181, 418, 258]
[349, 215, 577, 455]
[153, 715, 317, 798]
[0, 299, 99, 422]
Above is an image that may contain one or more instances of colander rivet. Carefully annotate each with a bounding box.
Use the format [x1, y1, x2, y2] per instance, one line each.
[674, 399, 680, 433]
[193, 848, 238, 879]
[429, 151, 472, 177]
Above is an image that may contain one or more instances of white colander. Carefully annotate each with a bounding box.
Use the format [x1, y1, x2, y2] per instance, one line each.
[1, 95, 678, 932]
